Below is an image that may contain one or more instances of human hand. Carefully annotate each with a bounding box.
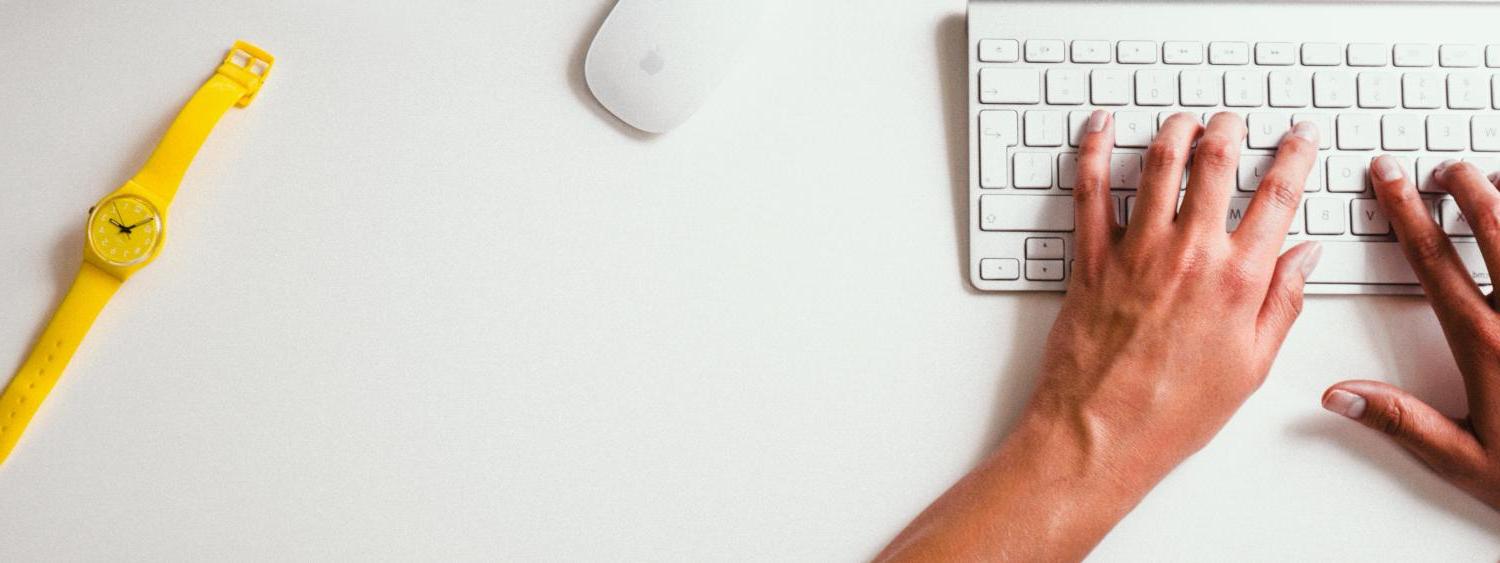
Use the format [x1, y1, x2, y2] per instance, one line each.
[1322, 157, 1500, 510]
[1022, 110, 1322, 490]
[876, 111, 1322, 561]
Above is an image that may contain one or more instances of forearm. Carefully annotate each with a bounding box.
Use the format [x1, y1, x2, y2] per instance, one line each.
[874, 412, 1157, 562]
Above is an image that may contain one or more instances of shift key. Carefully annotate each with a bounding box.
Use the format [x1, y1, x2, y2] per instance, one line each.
[979, 195, 1075, 232]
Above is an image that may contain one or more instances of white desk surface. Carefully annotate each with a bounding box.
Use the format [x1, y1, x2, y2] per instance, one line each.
[0, 1, 1496, 561]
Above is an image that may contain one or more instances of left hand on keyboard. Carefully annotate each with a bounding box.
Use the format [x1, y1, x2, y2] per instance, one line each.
[877, 110, 1322, 561]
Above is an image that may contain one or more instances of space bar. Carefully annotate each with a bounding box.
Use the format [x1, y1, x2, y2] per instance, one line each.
[1305, 241, 1491, 285]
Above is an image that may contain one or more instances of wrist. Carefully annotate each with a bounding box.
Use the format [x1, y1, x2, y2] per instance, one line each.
[998, 408, 1168, 512]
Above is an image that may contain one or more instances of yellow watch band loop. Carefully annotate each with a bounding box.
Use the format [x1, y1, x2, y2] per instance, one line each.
[0, 41, 272, 469]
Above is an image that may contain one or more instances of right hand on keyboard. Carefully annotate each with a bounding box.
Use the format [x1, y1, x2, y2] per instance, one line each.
[1322, 157, 1500, 511]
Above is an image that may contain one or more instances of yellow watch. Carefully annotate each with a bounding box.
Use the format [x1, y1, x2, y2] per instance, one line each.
[0, 41, 274, 467]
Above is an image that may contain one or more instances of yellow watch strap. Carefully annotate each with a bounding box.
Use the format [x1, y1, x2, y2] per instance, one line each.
[131, 41, 274, 204]
[0, 263, 122, 465]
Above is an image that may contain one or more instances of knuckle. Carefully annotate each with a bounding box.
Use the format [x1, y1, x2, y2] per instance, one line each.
[1145, 140, 1188, 169]
[1194, 136, 1238, 168]
[1376, 399, 1409, 437]
[1405, 232, 1452, 265]
[1466, 205, 1500, 235]
[1257, 174, 1304, 211]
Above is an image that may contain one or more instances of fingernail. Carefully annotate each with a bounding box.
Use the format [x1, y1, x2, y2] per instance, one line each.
[1300, 242, 1323, 281]
[1291, 121, 1318, 143]
[1086, 109, 1109, 133]
[1323, 389, 1367, 419]
[1372, 156, 1405, 182]
[1434, 159, 1460, 180]
[1488, 171, 1500, 185]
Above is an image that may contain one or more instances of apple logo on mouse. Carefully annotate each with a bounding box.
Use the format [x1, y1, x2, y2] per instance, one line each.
[639, 48, 664, 76]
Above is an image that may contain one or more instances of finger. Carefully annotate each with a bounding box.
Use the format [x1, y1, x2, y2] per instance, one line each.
[1433, 160, 1500, 279]
[1369, 155, 1490, 324]
[1072, 109, 1118, 271]
[1178, 112, 1247, 233]
[1254, 241, 1321, 360]
[1234, 121, 1318, 259]
[1323, 380, 1487, 479]
[1128, 112, 1202, 230]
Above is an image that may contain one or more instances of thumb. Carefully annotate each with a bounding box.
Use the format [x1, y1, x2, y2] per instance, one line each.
[1322, 380, 1485, 478]
[1256, 241, 1321, 357]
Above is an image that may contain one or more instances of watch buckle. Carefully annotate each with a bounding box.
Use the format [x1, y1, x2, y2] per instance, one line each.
[218, 40, 275, 108]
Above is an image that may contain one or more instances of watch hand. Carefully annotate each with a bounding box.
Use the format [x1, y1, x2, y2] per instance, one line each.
[108, 218, 127, 229]
[126, 217, 155, 229]
[112, 200, 124, 223]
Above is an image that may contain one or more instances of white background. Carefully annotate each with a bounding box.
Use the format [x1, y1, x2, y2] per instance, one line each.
[0, 1, 1496, 560]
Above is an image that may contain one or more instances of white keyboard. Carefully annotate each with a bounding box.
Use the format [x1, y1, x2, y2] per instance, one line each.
[967, 1, 1500, 294]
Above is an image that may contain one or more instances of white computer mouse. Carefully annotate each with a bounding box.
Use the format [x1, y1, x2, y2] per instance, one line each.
[584, 0, 763, 134]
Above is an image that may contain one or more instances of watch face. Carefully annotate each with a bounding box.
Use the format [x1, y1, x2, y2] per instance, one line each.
[87, 196, 161, 266]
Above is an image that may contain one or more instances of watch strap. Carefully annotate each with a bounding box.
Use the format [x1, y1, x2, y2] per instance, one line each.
[0, 263, 122, 465]
[131, 41, 274, 204]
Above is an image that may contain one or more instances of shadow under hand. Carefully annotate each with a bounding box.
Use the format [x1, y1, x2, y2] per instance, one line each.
[1289, 414, 1500, 535]
[565, 0, 658, 142]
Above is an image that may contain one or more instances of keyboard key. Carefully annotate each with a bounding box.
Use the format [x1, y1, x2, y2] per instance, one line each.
[1110, 154, 1142, 189]
[1428, 114, 1468, 151]
[1313, 71, 1355, 108]
[1268, 70, 1311, 107]
[1180, 70, 1222, 106]
[1247, 112, 1290, 149]
[1442, 199, 1473, 235]
[1441, 44, 1482, 68]
[1350, 199, 1392, 235]
[978, 39, 1020, 62]
[1467, 156, 1500, 176]
[1293, 112, 1335, 149]
[1304, 241, 1486, 285]
[1071, 40, 1111, 63]
[1026, 260, 1066, 281]
[1356, 71, 1399, 108]
[1163, 41, 1203, 64]
[1135, 69, 1177, 106]
[1024, 110, 1065, 147]
[1067, 110, 1091, 147]
[1117, 40, 1157, 64]
[978, 110, 1018, 188]
[1224, 70, 1266, 107]
[1336, 114, 1379, 150]
[1237, 155, 1274, 191]
[1448, 73, 1488, 109]
[979, 194, 1074, 231]
[1474, 115, 1500, 151]
[1114, 111, 1153, 147]
[1209, 42, 1249, 65]
[1327, 156, 1369, 192]
[1225, 197, 1252, 231]
[1013, 152, 1055, 188]
[1417, 157, 1446, 192]
[1493, 75, 1500, 109]
[1091, 69, 1132, 105]
[1058, 153, 1078, 188]
[979, 68, 1041, 104]
[1393, 44, 1436, 67]
[1304, 159, 1324, 192]
[1380, 114, 1423, 151]
[979, 258, 1021, 280]
[1025, 39, 1066, 62]
[1402, 72, 1444, 109]
[1489, 45, 1500, 68]
[1306, 198, 1347, 234]
[1301, 42, 1342, 66]
[1347, 43, 1390, 66]
[1026, 237, 1065, 259]
[1255, 42, 1296, 65]
[1046, 68, 1088, 105]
